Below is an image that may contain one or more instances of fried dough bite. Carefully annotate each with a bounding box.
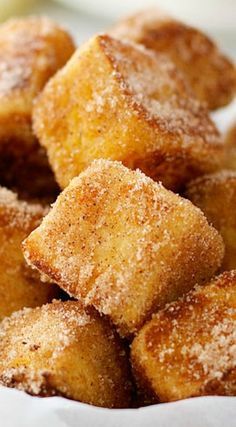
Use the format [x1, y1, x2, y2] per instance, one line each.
[0, 187, 58, 320]
[0, 300, 132, 408]
[0, 16, 75, 152]
[131, 270, 236, 403]
[23, 160, 224, 338]
[110, 9, 236, 110]
[185, 170, 236, 271]
[33, 33, 223, 191]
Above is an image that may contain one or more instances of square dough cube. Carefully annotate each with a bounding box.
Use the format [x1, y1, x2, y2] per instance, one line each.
[131, 271, 236, 402]
[110, 8, 236, 110]
[33, 34, 223, 191]
[0, 300, 132, 408]
[23, 160, 224, 337]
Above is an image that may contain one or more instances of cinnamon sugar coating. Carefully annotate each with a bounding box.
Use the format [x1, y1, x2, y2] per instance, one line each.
[23, 160, 224, 337]
[110, 8, 236, 110]
[0, 187, 58, 319]
[0, 300, 132, 408]
[131, 271, 236, 402]
[186, 170, 236, 271]
[33, 34, 223, 191]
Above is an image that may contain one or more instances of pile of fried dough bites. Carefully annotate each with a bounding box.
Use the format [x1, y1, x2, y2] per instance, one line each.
[0, 9, 235, 408]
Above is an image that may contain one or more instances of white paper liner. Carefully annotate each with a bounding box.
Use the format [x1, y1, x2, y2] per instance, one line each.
[0, 386, 235, 427]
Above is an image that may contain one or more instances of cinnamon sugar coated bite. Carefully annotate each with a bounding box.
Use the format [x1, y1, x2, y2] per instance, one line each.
[0, 16, 75, 152]
[186, 171, 236, 271]
[23, 160, 224, 337]
[0, 187, 58, 319]
[110, 8, 236, 110]
[131, 271, 236, 402]
[33, 33, 223, 191]
[0, 300, 132, 408]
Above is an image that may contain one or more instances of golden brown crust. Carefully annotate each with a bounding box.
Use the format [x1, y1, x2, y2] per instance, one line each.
[0, 300, 132, 408]
[185, 170, 236, 271]
[33, 33, 223, 191]
[0, 187, 58, 319]
[0, 186, 45, 230]
[131, 271, 236, 402]
[110, 8, 236, 110]
[23, 160, 224, 338]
